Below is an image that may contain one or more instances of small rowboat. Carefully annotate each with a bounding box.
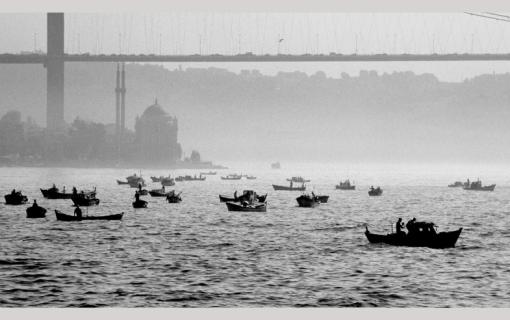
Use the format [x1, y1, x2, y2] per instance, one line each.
[296, 194, 320, 207]
[55, 210, 123, 221]
[40, 187, 73, 199]
[132, 200, 148, 208]
[117, 180, 129, 185]
[166, 192, 182, 203]
[219, 191, 267, 203]
[365, 226, 462, 249]
[149, 189, 169, 197]
[4, 193, 28, 205]
[368, 188, 383, 196]
[226, 202, 267, 212]
[71, 195, 100, 207]
[26, 206, 47, 218]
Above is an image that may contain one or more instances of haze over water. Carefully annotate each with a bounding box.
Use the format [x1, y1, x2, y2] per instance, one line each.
[1, 162, 509, 307]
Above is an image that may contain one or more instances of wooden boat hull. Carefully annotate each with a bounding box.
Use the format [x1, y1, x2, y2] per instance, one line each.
[272, 184, 306, 191]
[132, 200, 148, 208]
[40, 188, 73, 199]
[219, 194, 267, 203]
[26, 206, 47, 218]
[55, 210, 123, 221]
[226, 202, 267, 212]
[296, 196, 320, 207]
[365, 227, 462, 249]
[71, 196, 100, 207]
[335, 185, 355, 190]
[149, 190, 169, 197]
[463, 184, 496, 191]
[368, 190, 383, 196]
[4, 194, 28, 205]
[166, 196, 182, 203]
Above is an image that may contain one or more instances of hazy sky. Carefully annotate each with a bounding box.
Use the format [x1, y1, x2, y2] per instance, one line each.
[2, 12, 510, 81]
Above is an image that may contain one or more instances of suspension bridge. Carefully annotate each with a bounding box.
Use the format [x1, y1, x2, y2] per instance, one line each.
[1, 12, 509, 131]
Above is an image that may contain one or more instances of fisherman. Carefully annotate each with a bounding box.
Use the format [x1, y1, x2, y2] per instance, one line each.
[370, 186, 374, 191]
[74, 206, 82, 219]
[290, 181, 293, 188]
[63, 186, 66, 193]
[406, 217, 417, 234]
[396, 218, 405, 236]
[138, 183, 142, 193]
[11, 189, 16, 195]
[32, 199, 38, 207]
[72, 186, 77, 195]
[234, 190, 238, 200]
[52, 183, 57, 190]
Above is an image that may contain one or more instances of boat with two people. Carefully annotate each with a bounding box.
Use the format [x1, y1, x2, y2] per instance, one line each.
[26, 200, 47, 218]
[166, 190, 182, 203]
[296, 192, 329, 207]
[462, 179, 495, 191]
[219, 190, 267, 203]
[71, 187, 100, 206]
[132, 191, 148, 208]
[40, 184, 73, 199]
[55, 209, 123, 221]
[368, 186, 383, 196]
[336, 179, 355, 190]
[225, 190, 267, 212]
[365, 217, 462, 249]
[4, 189, 28, 205]
[272, 180, 306, 191]
[149, 186, 170, 197]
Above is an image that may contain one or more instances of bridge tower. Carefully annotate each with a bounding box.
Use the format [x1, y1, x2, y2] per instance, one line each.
[46, 12, 65, 131]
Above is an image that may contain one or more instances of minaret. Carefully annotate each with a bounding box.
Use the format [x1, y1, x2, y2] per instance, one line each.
[120, 62, 126, 138]
[115, 63, 121, 140]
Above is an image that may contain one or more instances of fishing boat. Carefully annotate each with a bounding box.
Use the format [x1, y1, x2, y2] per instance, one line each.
[225, 201, 267, 212]
[271, 162, 281, 169]
[365, 222, 462, 249]
[246, 175, 257, 180]
[40, 185, 73, 199]
[368, 187, 383, 196]
[200, 171, 217, 175]
[149, 187, 169, 197]
[287, 176, 311, 183]
[161, 176, 175, 186]
[296, 194, 320, 207]
[55, 210, 123, 221]
[26, 204, 47, 218]
[175, 175, 205, 182]
[4, 191, 28, 205]
[71, 191, 100, 206]
[335, 179, 355, 190]
[116, 179, 129, 185]
[221, 174, 242, 180]
[463, 179, 495, 191]
[448, 181, 464, 188]
[219, 190, 267, 203]
[272, 182, 306, 191]
[132, 199, 148, 208]
[166, 191, 182, 203]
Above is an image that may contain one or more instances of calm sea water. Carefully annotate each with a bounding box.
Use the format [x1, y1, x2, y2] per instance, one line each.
[0, 163, 509, 307]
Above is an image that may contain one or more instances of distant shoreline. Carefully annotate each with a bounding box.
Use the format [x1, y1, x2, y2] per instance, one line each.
[0, 161, 228, 170]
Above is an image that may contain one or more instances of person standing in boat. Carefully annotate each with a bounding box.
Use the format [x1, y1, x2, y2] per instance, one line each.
[406, 217, 417, 234]
[135, 191, 140, 203]
[138, 183, 142, 193]
[290, 181, 293, 188]
[32, 199, 39, 208]
[396, 218, 405, 236]
[74, 206, 82, 219]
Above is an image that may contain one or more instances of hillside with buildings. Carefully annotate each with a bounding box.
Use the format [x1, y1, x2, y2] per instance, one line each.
[1, 63, 510, 163]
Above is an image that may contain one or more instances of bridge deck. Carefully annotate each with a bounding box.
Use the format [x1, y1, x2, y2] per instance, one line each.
[3, 53, 510, 64]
